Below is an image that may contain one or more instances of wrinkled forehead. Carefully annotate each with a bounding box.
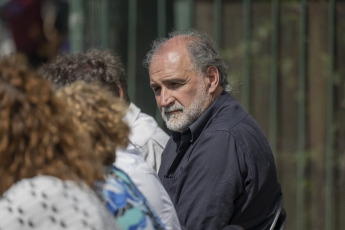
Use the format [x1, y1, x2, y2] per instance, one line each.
[149, 46, 193, 78]
[151, 36, 191, 64]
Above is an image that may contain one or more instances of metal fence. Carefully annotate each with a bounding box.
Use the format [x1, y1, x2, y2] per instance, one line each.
[69, 1, 344, 230]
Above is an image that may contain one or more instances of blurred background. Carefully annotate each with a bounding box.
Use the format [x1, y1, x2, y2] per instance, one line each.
[0, 0, 344, 230]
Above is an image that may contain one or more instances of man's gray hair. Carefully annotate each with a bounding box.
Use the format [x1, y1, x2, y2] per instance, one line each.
[144, 30, 231, 94]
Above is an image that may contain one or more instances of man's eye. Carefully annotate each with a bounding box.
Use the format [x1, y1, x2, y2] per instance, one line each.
[170, 83, 181, 88]
[153, 87, 161, 94]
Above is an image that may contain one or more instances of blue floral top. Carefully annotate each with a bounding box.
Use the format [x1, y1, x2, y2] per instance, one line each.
[99, 166, 165, 230]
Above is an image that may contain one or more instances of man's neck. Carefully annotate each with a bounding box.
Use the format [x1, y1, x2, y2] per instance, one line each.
[212, 86, 223, 103]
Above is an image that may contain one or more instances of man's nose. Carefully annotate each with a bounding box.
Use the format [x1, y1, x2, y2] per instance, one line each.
[160, 89, 174, 107]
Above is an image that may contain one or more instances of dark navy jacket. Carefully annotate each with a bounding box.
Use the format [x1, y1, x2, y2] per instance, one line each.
[158, 91, 281, 230]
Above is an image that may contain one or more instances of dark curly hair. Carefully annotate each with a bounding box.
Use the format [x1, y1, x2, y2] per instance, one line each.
[38, 49, 130, 102]
[56, 81, 130, 166]
[0, 54, 104, 195]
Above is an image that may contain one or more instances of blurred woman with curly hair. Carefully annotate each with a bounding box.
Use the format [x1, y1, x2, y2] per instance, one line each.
[0, 54, 120, 230]
[56, 81, 166, 230]
[38, 49, 179, 230]
[55, 81, 129, 166]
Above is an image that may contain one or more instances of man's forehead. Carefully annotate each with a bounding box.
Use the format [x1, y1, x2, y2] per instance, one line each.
[155, 37, 187, 57]
[151, 40, 189, 68]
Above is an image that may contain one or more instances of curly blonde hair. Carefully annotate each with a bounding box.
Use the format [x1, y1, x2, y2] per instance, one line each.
[0, 55, 104, 195]
[56, 81, 130, 166]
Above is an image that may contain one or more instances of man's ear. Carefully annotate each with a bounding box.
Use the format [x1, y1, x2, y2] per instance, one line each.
[118, 85, 124, 99]
[205, 66, 220, 93]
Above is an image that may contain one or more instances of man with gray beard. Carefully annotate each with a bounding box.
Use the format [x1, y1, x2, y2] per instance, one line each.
[144, 30, 282, 230]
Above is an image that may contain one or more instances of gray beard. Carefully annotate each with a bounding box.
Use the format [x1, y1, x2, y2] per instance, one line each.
[161, 84, 209, 132]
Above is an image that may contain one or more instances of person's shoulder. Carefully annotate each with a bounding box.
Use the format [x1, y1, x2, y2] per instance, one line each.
[3, 175, 68, 194]
[207, 112, 265, 141]
[0, 175, 120, 230]
[129, 103, 169, 147]
[2, 175, 95, 201]
[201, 94, 268, 143]
[115, 147, 146, 168]
[206, 98, 249, 133]
[115, 145, 156, 175]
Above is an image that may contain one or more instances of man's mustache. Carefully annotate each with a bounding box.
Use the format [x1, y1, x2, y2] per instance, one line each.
[162, 104, 184, 113]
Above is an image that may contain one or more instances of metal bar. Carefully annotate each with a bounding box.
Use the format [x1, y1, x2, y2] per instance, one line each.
[173, 0, 194, 30]
[100, 0, 110, 48]
[88, 0, 99, 47]
[89, 0, 96, 46]
[325, 0, 335, 229]
[188, 0, 194, 28]
[69, 0, 84, 52]
[242, 0, 251, 111]
[297, 1, 307, 230]
[269, 0, 279, 156]
[127, 0, 138, 102]
[158, 0, 167, 37]
[213, 0, 222, 48]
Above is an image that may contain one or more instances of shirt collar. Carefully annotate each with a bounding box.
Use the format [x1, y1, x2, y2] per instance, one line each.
[123, 102, 140, 127]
